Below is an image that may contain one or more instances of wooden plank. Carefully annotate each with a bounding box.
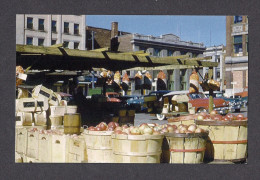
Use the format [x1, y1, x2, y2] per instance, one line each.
[50, 43, 63, 48]
[236, 126, 247, 159]
[223, 126, 239, 160]
[89, 47, 110, 52]
[184, 138, 197, 164]
[16, 45, 188, 65]
[169, 137, 184, 163]
[212, 126, 225, 160]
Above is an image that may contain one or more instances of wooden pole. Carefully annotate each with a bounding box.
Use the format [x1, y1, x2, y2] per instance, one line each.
[208, 67, 214, 113]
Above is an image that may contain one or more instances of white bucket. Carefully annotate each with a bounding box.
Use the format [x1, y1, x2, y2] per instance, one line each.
[50, 106, 66, 116]
[49, 115, 63, 126]
[34, 111, 47, 126]
[66, 105, 77, 114]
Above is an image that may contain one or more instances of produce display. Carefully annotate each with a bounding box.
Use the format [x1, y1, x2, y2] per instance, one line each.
[197, 111, 247, 121]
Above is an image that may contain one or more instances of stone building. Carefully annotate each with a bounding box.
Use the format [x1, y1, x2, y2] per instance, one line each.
[117, 33, 206, 95]
[16, 14, 86, 50]
[203, 45, 226, 92]
[86, 22, 206, 95]
[225, 16, 248, 96]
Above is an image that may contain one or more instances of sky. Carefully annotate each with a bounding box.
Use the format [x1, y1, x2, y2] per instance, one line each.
[86, 15, 226, 47]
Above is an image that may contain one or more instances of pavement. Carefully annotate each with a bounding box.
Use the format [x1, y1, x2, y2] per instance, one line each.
[134, 107, 248, 126]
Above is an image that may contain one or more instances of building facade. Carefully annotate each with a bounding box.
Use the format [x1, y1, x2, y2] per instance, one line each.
[118, 33, 206, 95]
[203, 45, 226, 92]
[16, 15, 86, 50]
[225, 16, 248, 96]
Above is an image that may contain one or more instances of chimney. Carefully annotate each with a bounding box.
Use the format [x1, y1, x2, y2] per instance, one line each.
[111, 22, 118, 38]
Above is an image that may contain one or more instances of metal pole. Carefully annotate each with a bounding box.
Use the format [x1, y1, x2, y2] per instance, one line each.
[208, 67, 214, 113]
[92, 31, 95, 50]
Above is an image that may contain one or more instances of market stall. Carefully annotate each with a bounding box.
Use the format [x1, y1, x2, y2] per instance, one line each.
[15, 44, 247, 164]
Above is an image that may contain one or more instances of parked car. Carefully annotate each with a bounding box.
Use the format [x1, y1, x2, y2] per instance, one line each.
[204, 91, 242, 112]
[235, 86, 248, 98]
[126, 95, 147, 112]
[105, 92, 121, 102]
[148, 90, 172, 100]
[154, 91, 229, 120]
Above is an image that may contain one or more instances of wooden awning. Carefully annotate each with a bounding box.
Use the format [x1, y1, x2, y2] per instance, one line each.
[16, 44, 218, 71]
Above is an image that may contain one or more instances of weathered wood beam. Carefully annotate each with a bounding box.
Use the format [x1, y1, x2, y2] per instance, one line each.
[183, 56, 212, 61]
[89, 47, 110, 52]
[50, 43, 63, 48]
[16, 45, 189, 65]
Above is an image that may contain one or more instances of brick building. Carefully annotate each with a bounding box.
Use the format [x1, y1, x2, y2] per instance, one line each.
[86, 22, 129, 50]
[225, 16, 248, 96]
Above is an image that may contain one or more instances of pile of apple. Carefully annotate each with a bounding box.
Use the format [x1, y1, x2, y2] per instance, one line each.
[197, 110, 247, 121]
[87, 122, 120, 131]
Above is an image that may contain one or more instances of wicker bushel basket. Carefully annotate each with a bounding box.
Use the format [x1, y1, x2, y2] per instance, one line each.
[111, 134, 164, 163]
[195, 120, 248, 163]
[164, 132, 209, 164]
[83, 130, 114, 163]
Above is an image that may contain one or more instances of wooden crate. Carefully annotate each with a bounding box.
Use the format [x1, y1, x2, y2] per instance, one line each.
[34, 97, 49, 112]
[24, 155, 39, 163]
[83, 130, 113, 163]
[32, 85, 53, 102]
[51, 134, 69, 163]
[15, 152, 24, 163]
[16, 98, 37, 112]
[165, 132, 208, 164]
[26, 130, 39, 159]
[111, 134, 164, 163]
[127, 110, 135, 117]
[15, 127, 27, 154]
[38, 133, 52, 162]
[34, 111, 47, 126]
[16, 112, 33, 126]
[50, 106, 66, 116]
[196, 120, 248, 163]
[68, 136, 87, 163]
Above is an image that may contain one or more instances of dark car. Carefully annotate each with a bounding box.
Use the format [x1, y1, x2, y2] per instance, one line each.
[204, 91, 242, 112]
[148, 90, 172, 100]
[126, 95, 147, 112]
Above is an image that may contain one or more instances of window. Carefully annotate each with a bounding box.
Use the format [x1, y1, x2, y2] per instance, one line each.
[74, 42, 79, 49]
[154, 48, 161, 57]
[38, 19, 44, 31]
[246, 35, 248, 53]
[234, 16, 243, 24]
[167, 50, 173, 56]
[52, 20, 56, 32]
[64, 22, 69, 33]
[38, 38, 44, 46]
[26, 37, 33, 45]
[233, 35, 243, 53]
[27, 17, 33, 29]
[63, 41, 69, 48]
[51, 39, 56, 45]
[74, 24, 79, 35]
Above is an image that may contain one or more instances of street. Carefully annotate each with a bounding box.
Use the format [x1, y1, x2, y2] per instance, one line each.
[134, 107, 248, 126]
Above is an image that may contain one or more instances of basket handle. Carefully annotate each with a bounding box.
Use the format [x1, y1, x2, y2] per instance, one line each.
[29, 134, 34, 137]
[55, 140, 60, 144]
[83, 125, 88, 129]
[42, 137, 46, 140]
